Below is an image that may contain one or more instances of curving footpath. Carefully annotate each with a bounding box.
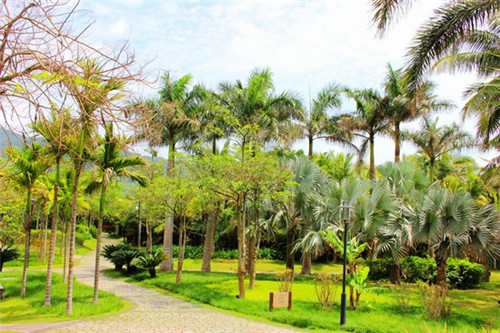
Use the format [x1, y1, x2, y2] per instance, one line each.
[1, 237, 302, 333]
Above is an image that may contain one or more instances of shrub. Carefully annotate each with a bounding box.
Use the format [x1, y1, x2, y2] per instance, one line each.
[89, 225, 98, 238]
[314, 272, 338, 311]
[102, 243, 132, 270]
[258, 248, 280, 260]
[359, 258, 392, 281]
[111, 249, 141, 274]
[75, 231, 91, 246]
[390, 284, 411, 311]
[446, 259, 484, 289]
[401, 256, 436, 283]
[276, 268, 294, 292]
[132, 248, 166, 278]
[0, 246, 20, 271]
[212, 249, 239, 260]
[418, 281, 452, 320]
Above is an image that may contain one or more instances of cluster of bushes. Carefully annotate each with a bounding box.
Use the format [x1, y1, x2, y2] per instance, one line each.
[359, 256, 484, 289]
[0, 246, 20, 271]
[102, 243, 165, 277]
[170, 245, 282, 260]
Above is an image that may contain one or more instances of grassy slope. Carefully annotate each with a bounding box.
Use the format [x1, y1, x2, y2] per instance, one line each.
[0, 270, 128, 324]
[106, 269, 499, 333]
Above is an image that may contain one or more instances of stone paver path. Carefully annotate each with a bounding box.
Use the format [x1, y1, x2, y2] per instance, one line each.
[1, 237, 302, 333]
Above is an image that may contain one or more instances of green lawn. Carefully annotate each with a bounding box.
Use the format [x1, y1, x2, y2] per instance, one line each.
[3, 238, 96, 270]
[173, 258, 342, 274]
[106, 269, 499, 333]
[0, 269, 128, 324]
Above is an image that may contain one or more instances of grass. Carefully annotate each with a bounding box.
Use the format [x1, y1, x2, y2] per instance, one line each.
[3, 238, 96, 270]
[0, 269, 128, 324]
[106, 269, 500, 333]
[173, 258, 343, 274]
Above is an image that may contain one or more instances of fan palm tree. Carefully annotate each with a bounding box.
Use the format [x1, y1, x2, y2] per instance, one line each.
[87, 123, 147, 303]
[5, 142, 51, 298]
[412, 188, 477, 286]
[134, 72, 202, 272]
[371, 0, 500, 148]
[405, 117, 475, 183]
[63, 58, 126, 315]
[31, 109, 73, 306]
[340, 89, 390, 179]
[300, 83, 353, 158]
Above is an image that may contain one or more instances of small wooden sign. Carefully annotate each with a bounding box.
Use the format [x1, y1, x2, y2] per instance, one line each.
[269, 291, 292, 311]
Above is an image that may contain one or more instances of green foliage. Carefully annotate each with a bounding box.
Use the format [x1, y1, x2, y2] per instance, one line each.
[347, 266, 370, 310]
[314, 272, 338, 311]
[276, 268, 294, 292]
[102, 243, 132, 270]
[132, 248, 166, 277]
[400, 256, 436, 283]
[446, 259, 485, 289]
[0, 246, 20, 271]
[110, 249, 141, 273]
[358, 258, 392, 281]
[390, 284, 412, 312]
[212, 248, 239, 260]
[418, 281, 452, 320]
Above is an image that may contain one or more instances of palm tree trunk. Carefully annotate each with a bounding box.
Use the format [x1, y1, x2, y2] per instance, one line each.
[176, 218, 186, 284]
[146, 219, 152, 251]
[394, 123, 401, 163]
[301, 254, 312, 275]
[390, 260, 401, 284]
[429, 159, 435, 183]
[63, 219, 69, 283]
[20, 189, 33, 298]
[66, 163, 83, 315]
[44, 160, 60, 306]
[308, 136, 313, 159]
[201, 208, 218, 273]
[285, 224, 296, 271]
[160, 139, 175, 272]
[93, 181, 107, 304]
[236, 198, 246, 299]
[435, 254, 447, 287]
[369, 134, 375, 179]
[42, 214, 48, 263]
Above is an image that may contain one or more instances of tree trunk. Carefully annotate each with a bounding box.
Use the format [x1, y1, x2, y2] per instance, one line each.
[148, 267, 156, 278]
[349, 285, 355, 309]
[301, 254, 312, 275]
[236, 199, 246, 299]
[249, 227, 261, 289]
[160, 139, 175, 272]
[201, 208, 218, 272]
[93, 182, 107, 304]
[369, 134, 375, 179]
[42, 214, 48, 263]
[285, 224, 296, 271]
[394, 123, 401, 163]
[66, 163, 83, 315]
[146, 219, 152, 251]
[308, 136, 313, 159]
[44, 161, 60, 306]
[63, 220, 69, 283]
[389, 260, 401, 284]
[20, 189, 33, 298]
[435, 255, 447, 287]
[176, 219, 186, 284]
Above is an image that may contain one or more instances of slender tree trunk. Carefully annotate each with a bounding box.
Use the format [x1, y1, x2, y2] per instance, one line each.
[146, 219, 152, 251]
[63, 219, 69, 283]
[248, 226, 261, 289]
[42, 214, 48, 263]
[308, 136, 313, 159]
[20, 189, 33, 298]
[285, 224, 296, 271]
[369, 134, 375, 179]
[394, 123, 401, 163]
[389, 260, 401, 284]
[301, 254, 312, 275]
[66, 163, 83, 315]
[236, 198, 246, 299]
[137, 202, 141, 248]
[44, 160, 60, 306]
[176, 218, 186, 284]
[93, 182, 107, 304]
[160, 140, 175, 272]
[435, 254, 448, 287]
[429, 159, 435, 183]
[349, 285, 355, 309]
[482, 260, 490, 283]
[201, 208, 218, 273]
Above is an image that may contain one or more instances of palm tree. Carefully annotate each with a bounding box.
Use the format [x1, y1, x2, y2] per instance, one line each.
[5, 142, 51, 298]
[32, 109, 72, 306]
[412, 188, 477, 286]
[340, 89, 389, 179]
[87, 123, 147, 303]
[134, 72, 201, 272]
[405, 117, 475, 183]
[300, 84, 352, 158]
[63, 58, 126, 315]
[371, 0, 499, 148]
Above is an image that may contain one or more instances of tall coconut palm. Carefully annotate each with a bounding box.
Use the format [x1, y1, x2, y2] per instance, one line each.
[134, 72, 202, 272]
[87, 123, 147, 303]
[405, 117, 475, 183]
[340, 89, 390, 179]
[300, 83, 352, 158]
[371, 0, 500, 148]
[5, 142, 51, 298]
[63, 58, 126, 315]
[31, 110, 72, 306]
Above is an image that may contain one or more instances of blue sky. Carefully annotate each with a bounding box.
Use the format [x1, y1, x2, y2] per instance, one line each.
[77, 0, 494, 164]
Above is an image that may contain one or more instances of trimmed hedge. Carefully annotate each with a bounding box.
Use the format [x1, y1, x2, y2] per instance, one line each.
[170, 246, 281, 260]
[360, 256, 484, 289]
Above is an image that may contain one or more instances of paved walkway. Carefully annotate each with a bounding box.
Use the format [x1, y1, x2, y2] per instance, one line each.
[1, 237, 302, 333]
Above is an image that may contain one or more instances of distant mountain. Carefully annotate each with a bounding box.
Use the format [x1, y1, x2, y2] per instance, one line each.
[0, 127, 26, 154]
